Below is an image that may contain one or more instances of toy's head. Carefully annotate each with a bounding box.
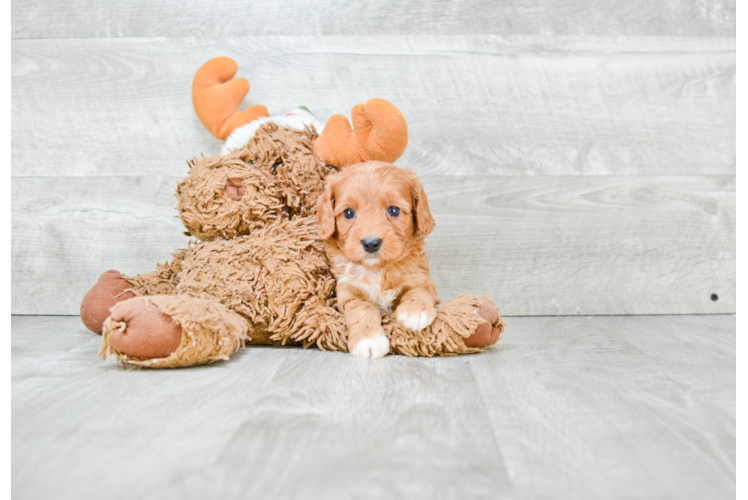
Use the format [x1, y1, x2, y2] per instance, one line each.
[176, 152, 281, 241]
[177, 123, 337, 240]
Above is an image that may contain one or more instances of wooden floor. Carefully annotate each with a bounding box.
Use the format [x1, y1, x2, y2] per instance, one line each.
[12, 314, 735, 500]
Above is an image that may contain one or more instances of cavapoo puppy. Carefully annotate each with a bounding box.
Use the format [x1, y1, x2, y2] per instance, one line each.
[318, 161, 438, 359]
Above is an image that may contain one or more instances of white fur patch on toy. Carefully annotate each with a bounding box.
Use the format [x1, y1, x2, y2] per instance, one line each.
[221, 107, 325, 155]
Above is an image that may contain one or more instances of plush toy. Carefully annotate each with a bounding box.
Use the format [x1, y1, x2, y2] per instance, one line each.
[80, 57, 505, 368]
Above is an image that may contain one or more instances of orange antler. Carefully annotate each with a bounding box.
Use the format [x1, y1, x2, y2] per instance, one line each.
[192, 57, 269, 141]
[314, 99, 409, 167]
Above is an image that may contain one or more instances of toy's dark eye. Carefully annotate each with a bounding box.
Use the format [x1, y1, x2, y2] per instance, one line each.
[388, 206, 401, 217]
[344, 208, 355, 219]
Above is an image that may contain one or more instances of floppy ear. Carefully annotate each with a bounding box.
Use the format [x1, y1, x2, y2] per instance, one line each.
[317, 174, 339, 240]
[406, 170, 435, 237]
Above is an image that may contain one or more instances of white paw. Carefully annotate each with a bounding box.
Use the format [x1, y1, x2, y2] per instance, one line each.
[350, 334, 390, 359]
[397, 308, 436, 332]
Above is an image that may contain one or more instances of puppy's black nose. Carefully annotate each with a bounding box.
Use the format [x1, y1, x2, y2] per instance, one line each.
[361, 236, 383, 254]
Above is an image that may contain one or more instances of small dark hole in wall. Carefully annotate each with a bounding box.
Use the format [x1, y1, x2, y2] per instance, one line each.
[711, 293, 719, 301]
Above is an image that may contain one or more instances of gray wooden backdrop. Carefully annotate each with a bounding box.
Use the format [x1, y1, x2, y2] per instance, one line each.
[11, 1, 736, 316]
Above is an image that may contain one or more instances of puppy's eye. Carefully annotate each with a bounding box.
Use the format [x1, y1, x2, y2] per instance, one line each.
[387, 206, 401, 217]
[344, 208, 355, 219]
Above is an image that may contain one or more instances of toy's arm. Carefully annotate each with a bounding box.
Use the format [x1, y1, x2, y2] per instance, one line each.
[314, 99, 409, 167]
[192, 57, 269, 140]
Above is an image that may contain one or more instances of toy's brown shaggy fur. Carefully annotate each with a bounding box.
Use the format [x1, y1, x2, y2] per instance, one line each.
[91, 124, 504, 368]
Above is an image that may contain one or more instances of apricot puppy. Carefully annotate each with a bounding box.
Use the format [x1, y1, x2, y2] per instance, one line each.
[318, 161, 438, 359]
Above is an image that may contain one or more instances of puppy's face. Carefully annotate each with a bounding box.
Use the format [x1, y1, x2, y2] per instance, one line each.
[318, 161, 435, 267]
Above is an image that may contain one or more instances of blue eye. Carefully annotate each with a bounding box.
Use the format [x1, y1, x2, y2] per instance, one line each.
[388, 206, 401, 217]
[344, 208, 355, 219]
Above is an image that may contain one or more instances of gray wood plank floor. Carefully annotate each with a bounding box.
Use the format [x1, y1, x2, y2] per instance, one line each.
[11, 314, 735, 500]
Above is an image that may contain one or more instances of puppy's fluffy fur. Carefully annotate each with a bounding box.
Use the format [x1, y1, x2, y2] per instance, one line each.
[318, 161, 438, 359]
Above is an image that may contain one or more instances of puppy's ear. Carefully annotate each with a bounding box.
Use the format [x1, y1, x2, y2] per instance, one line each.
[406, 169, 435, 237]
[317, 173, 339, 240]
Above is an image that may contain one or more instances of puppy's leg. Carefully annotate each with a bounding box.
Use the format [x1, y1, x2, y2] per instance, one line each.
[345, 298, 390, 359]
[396, 287, 438, 332]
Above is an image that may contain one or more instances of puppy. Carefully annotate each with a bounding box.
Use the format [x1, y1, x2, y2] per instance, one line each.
[317, 161, 438, 359]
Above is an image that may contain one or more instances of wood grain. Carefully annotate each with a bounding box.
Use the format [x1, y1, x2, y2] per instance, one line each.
[11, 36, 735, 177]
[12, 175, 190, 315]
[11, 175, 735, 316]
[730, 175, 748, 314]
[11, 0, 736, 39]
[11, 314, 736, 500]
[469, 314, 735, 500]
[732, 39, 748, 312]
[422, 174, 735, 316]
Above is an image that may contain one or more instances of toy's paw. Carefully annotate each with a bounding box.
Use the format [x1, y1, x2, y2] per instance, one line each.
[80, 270, 135, 334]
[106, 297, 183, 359]
[350, 333, 390, 359]
[396, 300, 437, 332]
[464, 300, 502, 348]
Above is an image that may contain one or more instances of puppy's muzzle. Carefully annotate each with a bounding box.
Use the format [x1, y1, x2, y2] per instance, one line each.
[361, 236, 383, 254]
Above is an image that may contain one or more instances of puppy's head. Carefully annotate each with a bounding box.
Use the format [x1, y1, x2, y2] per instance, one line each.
[318, 161, 435, 267]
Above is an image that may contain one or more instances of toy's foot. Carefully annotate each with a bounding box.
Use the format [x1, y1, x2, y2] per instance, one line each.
[464, 300, 502, 348]
[106, 297, 183, 359]
[80, 270, 135, 333]
[100, 295, 248, 368]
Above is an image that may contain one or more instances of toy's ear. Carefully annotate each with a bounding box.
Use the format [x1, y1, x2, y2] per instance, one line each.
[317, 174, 340, 240]
[405, 169, 435, 238]
[192, 57, 269, 140]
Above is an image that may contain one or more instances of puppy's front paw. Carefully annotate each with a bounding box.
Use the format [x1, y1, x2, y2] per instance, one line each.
[396, 301, 437, 332]
[350, 334, 390, 359]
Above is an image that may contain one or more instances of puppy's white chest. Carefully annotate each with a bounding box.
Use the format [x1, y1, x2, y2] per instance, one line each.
[333, 256, 400, 313]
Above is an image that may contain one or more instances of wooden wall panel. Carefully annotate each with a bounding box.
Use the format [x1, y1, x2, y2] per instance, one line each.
[423, 175, 735, 315]
[12, 37, 735, 178]
[730, 175, 748, 314]
[12, 176, 190, 315]
[11, 0, 735, 38]
[11, 19, 735, 316]
[12, 175, 735, 315]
